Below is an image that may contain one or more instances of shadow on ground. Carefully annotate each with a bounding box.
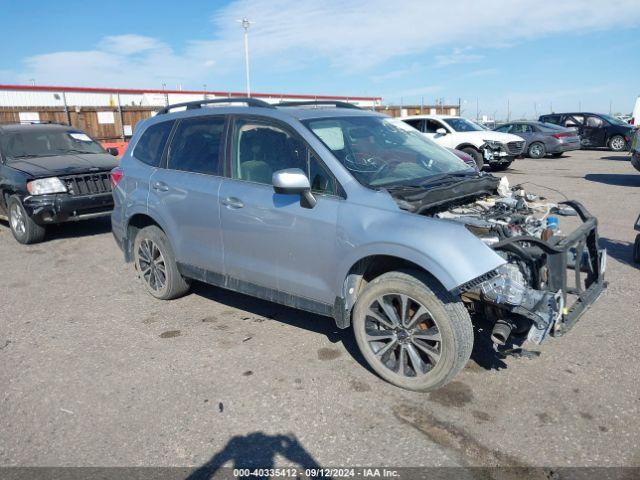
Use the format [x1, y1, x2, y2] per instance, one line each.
[192, 281, 507, 374]
[599, 237, 638, 268]
[190, 281, 372, 372]
[186, 432, 322, 480]
[600, 155, 632, 161]
[584, 173, 640, 187]
[0, 216, 111, 243]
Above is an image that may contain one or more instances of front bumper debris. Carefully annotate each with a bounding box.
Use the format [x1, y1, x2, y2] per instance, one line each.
[468, 201, 607, 344]
[22, 192, 114, 225]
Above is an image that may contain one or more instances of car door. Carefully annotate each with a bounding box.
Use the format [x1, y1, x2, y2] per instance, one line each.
[147, 115, 226, 274]
[583, 115, 607, 147]
[218, 115, 341, 305]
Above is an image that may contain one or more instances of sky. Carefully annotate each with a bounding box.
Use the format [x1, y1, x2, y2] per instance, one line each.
[1, 0, 639, 119]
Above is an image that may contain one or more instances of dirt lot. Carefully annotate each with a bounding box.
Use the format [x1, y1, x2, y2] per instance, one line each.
[1, 149, 639, 469]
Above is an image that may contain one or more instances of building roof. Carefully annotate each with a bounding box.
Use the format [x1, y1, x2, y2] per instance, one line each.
[0, 84, 381, 102]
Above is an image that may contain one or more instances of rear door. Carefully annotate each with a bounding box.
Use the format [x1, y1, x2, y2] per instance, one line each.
[218, 115, 341, 305]
[147, 115, 227, 274]
[583, 115, 607, 147]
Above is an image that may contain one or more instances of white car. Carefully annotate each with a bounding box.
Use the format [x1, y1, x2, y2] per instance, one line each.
[400, 115, 526, 170]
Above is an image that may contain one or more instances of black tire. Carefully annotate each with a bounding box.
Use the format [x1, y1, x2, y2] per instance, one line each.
[8, 196, 46, 244]
[352, 270, 473, 392]
[528, 142, 546, 159]
[608, 135, 627, 152]
[490, 161, 513, 171]
[460, 147, 484, 170]
[133, 225, 190, 300]
[630, 153, 640, 173]
[633, 234, 640, 264]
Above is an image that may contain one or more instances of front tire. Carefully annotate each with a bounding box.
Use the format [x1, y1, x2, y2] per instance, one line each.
[8, 196, 46, 244]
[133, 225, 190, 300]
[352, 270, 473, 392]
[528, 142, 546, 159]
[460, 147, 484, 170]
[609, 135, 626, 152]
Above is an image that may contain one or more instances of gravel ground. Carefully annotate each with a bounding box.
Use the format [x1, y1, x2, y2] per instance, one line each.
[0, 149, 639, 470]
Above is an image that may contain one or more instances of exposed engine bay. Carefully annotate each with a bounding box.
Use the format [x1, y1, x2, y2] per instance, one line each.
[388, 174, 607, 350]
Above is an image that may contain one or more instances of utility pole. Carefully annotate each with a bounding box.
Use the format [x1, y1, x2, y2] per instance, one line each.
[420, 96, 424, 114]
[238, 18, 252, 97]
[162, 83, 168, 106]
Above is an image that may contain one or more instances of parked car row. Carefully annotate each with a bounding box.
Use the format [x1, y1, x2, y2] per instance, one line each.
[0, 100, 609, 392]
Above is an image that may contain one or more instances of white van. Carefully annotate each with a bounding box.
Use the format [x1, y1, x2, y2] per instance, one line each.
[632, 95, 640, 126]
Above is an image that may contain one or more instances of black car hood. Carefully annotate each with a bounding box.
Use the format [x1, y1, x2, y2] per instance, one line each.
[8, 153, 118, 177]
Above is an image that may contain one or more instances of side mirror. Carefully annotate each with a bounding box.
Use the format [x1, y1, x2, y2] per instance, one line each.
[436, 128, 448, 135]
[272, 168, 317, 209]
[107, 147, 119, 156]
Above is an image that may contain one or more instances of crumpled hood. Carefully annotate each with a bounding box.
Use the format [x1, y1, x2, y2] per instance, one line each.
[8, 153, 119, 177]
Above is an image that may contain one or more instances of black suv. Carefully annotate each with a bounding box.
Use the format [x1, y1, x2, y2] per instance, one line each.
[538, 112, 634, 152]
[0, 123, 119, 244]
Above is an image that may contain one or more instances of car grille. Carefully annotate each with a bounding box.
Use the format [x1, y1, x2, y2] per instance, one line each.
[60, 172, 112, 196]
[506, 141, 525, 155]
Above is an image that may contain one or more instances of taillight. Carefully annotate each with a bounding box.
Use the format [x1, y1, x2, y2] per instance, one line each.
[552, 132, 572, 139]
[110, 167, 124, 187]
[631, 118, 635, 125]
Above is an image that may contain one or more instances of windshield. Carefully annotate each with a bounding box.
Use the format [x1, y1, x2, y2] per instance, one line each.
[442, 117, 485, 132]
[302, 116, 473, 188]
[1, 130, 105, 160]
[599, 114, 629, 127]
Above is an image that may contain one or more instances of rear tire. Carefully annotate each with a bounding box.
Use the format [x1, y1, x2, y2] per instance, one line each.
[352, 270, 473, 392]
[133, 225, 190, 300]
[8, 196, 46, 244]
[528, 142, 546, 159]
[633, 234, 640, 264]
[460, 147, 484, 170]
[608, 135, 626, 152]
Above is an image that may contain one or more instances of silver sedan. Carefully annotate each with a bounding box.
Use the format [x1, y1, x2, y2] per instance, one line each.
[494, 121, 581, 158]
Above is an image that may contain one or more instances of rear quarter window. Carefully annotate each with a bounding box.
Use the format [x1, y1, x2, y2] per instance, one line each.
[133, 120, 175, 167]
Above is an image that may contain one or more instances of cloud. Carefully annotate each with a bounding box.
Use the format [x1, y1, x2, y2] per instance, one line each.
[434, 48, 483, 67]
[7, 0, 640, 90]
[99, 34, 165, 55]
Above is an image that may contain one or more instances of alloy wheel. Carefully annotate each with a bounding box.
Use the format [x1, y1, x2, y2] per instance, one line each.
[530, 143, 544, 158]
[10, 203, 25, 236]
[610, 136, 625, 151]
[364, 293, 442, 377]
[137, 239, 167, 292]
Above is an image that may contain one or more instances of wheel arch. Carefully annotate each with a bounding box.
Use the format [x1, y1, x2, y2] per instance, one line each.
[124, 213, 169, 262]
[334, 252, 453, 329]
[454, 143, 480, 152]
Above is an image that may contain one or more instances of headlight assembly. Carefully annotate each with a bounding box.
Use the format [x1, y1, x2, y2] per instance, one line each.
[26, 177, 67, 195]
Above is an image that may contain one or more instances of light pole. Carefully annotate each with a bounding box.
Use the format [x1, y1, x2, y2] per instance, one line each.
[238, 17, 252, 97]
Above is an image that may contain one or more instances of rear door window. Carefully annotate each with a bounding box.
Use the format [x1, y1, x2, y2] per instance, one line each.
[133, 121, 175, 167]
[167, 116, 226, 175]
[585, 116, 604, 128]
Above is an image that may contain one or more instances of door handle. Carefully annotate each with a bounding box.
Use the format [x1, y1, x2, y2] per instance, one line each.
[152, 181, 169, 192]
[221, 197, 244, 209]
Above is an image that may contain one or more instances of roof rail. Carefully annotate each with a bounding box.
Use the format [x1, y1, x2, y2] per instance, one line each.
[277, 100, 361, 110]
[156, 97, 274, 115]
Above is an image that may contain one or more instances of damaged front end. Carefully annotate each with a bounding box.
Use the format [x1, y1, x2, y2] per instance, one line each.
[389, 175, 607, 348]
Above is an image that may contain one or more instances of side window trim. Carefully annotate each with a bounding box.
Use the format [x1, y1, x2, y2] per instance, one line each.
[163, 114, 228, 176]
[228, 114, 346, 199]
[132, 119, 176, 168]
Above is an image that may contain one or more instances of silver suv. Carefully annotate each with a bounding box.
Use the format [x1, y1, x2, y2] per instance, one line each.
[111, 99, 606, 391]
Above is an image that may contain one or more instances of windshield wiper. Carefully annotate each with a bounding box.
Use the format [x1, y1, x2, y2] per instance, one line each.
[56, 149, 98, 155]
[382, 171, 476, 191]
